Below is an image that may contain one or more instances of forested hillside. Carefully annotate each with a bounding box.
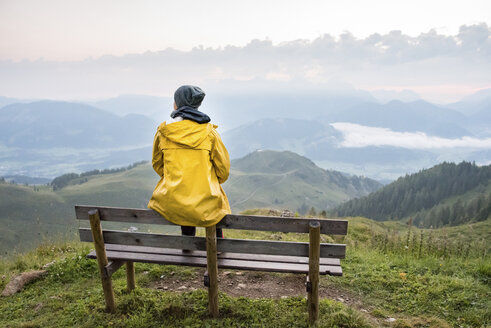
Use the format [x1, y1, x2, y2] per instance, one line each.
[331, 161, 491, 227]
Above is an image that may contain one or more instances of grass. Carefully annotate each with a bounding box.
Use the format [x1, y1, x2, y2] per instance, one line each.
[332, 217, 491, 327]
[0, 242, 370, 328]
[332, 248, 489, 327]
[1, 285, 369, 327]
[341, 217, 490, 259]
[1, 216, 490, 327]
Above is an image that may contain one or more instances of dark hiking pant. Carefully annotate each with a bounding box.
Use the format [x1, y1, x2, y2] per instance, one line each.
[181, 226, 223, 238]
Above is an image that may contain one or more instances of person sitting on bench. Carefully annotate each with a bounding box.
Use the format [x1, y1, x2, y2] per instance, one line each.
[148, 85, 231, 242]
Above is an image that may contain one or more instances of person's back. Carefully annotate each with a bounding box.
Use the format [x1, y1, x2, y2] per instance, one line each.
[148, 85, 231, 232]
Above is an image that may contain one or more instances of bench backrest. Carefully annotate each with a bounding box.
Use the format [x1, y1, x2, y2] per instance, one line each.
[75, 205, 348, 258]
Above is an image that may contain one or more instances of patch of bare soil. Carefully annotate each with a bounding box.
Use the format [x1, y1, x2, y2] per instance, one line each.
[148, 269, 384, 326]
[151, 269, 350, 302]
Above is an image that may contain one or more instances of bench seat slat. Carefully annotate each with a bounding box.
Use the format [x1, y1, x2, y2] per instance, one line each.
[75, 205, 348, 235]
[79, 228, 346, 258]
[104, 244, 341, 266]
[87, 250, 343, 276]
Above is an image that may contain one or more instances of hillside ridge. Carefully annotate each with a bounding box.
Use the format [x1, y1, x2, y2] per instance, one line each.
[331, 161, 491, 227]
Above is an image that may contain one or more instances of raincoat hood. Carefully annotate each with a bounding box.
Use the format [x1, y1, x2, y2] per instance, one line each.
[159, 120, 217, 148]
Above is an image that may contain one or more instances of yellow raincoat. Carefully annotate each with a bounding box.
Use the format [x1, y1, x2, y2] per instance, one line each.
[148, 120, 231, 227]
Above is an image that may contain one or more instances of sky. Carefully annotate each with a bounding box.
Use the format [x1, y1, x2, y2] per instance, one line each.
[0, 0, 490, 102]
[1, 0, 490, 61]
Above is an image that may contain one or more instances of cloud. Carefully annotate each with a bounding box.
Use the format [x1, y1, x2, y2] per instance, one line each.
[0, 24, 489, 101]
[331, 122, 491, 149]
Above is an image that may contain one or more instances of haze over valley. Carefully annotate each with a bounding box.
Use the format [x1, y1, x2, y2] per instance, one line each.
[1, 87, 490, 181]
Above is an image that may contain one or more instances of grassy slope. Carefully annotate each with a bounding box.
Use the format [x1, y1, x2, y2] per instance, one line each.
[1, 156, 378, 255]
[225, 169, 349, 212]
[0, 165, 159, 255]
[225, 150, 380, 212]
[58, 163, 158, 209]
[0, 184, 72, 255]
[0, 218, 489, 328]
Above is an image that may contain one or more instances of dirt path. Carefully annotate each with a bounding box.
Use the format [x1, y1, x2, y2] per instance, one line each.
[147, 269, 384, 326]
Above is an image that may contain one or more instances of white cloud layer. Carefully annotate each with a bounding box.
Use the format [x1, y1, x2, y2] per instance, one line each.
[331, 122, 491, 149]
[0, 24, 489, 102]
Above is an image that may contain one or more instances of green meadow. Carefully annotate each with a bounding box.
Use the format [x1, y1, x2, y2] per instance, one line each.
[1, 215, 489, 327]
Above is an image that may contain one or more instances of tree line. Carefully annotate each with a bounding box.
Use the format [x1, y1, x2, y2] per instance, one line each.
[51, 160, 148, 190]
[330, 161, 491, 227]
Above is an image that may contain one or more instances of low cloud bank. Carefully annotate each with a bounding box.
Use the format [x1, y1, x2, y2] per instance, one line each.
[0, 24, 489, 102]
[331, 122, 491, 149]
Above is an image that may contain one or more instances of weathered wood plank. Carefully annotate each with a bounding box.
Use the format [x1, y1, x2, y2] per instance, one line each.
[79, 228, 346, 258]
[75, 205, 172, 225]
[102, 244, 341, 266]
[308, 221, 320, 324]
[88, 210, 116, 313]
[75, 205, 348, 235]
[221, 214, 348, 235]
[206, 226, 219, 317]
[86, 250, 343, 276]
[126, 262, 136, 291]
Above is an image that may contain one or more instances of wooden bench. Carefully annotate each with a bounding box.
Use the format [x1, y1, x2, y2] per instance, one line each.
[75, 205, 348, 324]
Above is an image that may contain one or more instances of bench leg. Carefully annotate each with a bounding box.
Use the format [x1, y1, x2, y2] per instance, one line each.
[308, 221, 320, 325]
[206, 226, 219, 318]
[89, 209, 116, 313]
[126, 261, 136, 291]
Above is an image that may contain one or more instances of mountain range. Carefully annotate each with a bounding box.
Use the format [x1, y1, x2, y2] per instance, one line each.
[0, 88, 490, 180]
[0, 101, 157, 177]
[221, 117, 437, 165]
[0, 101, 157, 148]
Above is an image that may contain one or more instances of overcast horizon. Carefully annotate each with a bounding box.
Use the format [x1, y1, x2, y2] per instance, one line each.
[1, 0, 491, 103]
